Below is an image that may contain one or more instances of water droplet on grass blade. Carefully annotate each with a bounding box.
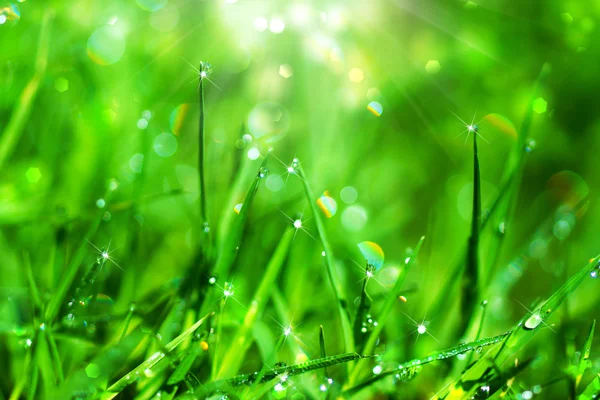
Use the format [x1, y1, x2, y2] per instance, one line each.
[234, 203, 242, 214]
[525, 139, 537, 152]
[317, 191, 337, 218]
[524, 312, 543, 330]
[358, 241, 384, 270]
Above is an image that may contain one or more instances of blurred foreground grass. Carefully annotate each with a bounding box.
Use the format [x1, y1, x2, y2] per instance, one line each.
[1, 0, 600, 399]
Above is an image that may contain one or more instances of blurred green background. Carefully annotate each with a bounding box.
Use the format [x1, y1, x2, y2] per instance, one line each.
[1, 0, 600, 398]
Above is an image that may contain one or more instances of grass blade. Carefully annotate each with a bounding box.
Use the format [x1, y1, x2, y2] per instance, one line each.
[297, 165, 355, 357]
[217, 231, 293, 378]
[458, 133, 481, 337]
[104, 312, 213, 396]
[344, 331, 511, 396]
[435, 255, 600, 399]
[198, 64, 210, 248]
[579, 374, 600, 400]
[570, 319, 596, 391]
[0, 9, 53, 169]
[347, 236, 425, 387]
[211, 156, 269, 280]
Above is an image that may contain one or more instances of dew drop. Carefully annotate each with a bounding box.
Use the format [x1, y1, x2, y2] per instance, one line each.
[524, 312, 543, 330]
[203, 222, 210, 233]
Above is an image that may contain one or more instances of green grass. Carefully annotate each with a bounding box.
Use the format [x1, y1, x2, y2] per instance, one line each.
[2, 1, 600, 399]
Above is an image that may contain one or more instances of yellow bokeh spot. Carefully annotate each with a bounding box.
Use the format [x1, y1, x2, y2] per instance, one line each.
[348, 68, 364, 83]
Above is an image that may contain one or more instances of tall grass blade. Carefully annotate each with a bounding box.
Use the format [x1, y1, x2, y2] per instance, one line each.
[435, 255, 600, 399]
[297, 165, 355, 357]
[348, 236, 425, 386]
[0, 9, 53, 169]
[211, 156, 269, 280]
[104, 312, 213, 397]
[459, 134, 481, 337]
[344, 331, 511, 396]
[217, 231, 293, 378]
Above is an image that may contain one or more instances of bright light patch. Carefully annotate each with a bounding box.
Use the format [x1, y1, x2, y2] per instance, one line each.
[358, 241, 384, 270]
[247, 147, 260, 160]
[293, 219, 302, 229]
[279, 64, 293, 78]
[417, 324, 427, 334]
[348, 68, 364, 83]
[254, 16, 268, 32]
[269, 18, 285, 33]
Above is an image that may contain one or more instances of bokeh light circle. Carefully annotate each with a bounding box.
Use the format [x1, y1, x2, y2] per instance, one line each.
[153, 133, 178, 157]
[87, 26, 126, 66]
[247, 103, 290, 143]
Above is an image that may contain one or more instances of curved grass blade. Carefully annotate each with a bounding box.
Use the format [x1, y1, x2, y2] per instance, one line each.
[434, 255, 600, 399]
[103, 312, 213, 397]
[580, 374, 600, 400]
[347, 236, 425, 387]
[209, 353, 367, 392]
[344, 331, 511, 396]
[217, 231, 293, 378]
[297, 165, 354, 357]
